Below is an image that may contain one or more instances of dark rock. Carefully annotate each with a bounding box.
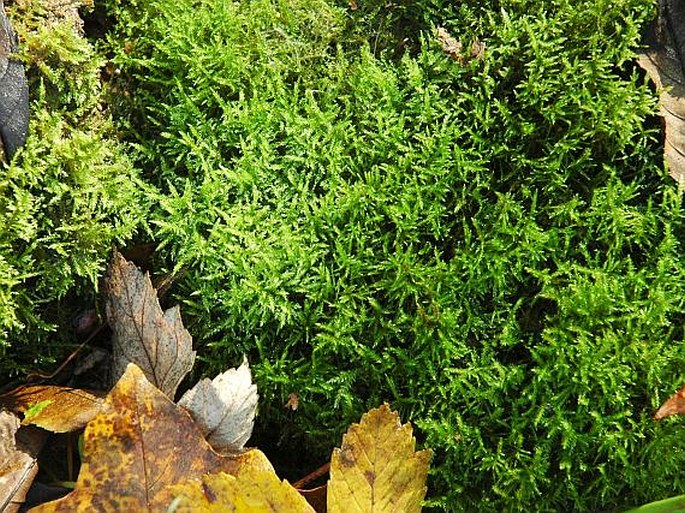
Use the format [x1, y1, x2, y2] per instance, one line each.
[0, 0, 28, 161]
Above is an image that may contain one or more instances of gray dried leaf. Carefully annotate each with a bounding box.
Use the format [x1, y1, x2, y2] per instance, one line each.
[105, 252, 195, 399]
[178, 358, 258, 452]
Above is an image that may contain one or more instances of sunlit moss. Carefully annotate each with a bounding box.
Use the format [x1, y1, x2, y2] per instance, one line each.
[0, 0, 146, 375]
[96, 0, 685, 510]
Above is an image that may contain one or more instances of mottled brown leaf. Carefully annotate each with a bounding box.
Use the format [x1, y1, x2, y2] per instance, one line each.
[327, 404, 431, 513]
[28, 364, 273, 513]
[655, 383, 685, 420]
[105, 251, 195, 398]
[0, 385, 104, 432]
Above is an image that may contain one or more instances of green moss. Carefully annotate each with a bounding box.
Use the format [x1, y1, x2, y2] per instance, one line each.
[104, 0, 685, 510]
[0, 0, 146, 376]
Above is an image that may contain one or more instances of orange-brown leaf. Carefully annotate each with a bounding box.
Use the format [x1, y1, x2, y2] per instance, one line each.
[327, 404, 431, 513]
[28, 364, 271, 513]
[655, 384, 685, 420]
[0, 385, 104, 433]
[105, 251, 195, 398]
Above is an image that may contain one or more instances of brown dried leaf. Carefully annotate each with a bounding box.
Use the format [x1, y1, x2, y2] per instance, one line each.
[0, 385, 104, 432]
[655, 383, 685, 420]
[298, 485, 327, 513]
[28, 364, 273, 513]
[105, 251, 195, 398]
[327, 404, 431, 513]
[0, 410, 45, 513]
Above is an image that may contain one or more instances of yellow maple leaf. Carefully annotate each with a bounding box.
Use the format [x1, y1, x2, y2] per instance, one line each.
[171, 404, 431, 513]
[171, 466, 315, 513]
[327, 403, 431, 513]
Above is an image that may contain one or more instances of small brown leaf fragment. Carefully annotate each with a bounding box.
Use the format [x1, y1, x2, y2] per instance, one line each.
[0, 410, 45, 513]
[327, 403, 431, 513]
[436, 27, 485, 65]
[655, 383, 685, 420]
[28, 364, 271, 513]
[1, 385, 104, 433]
[436, 26, 461, 60]
[284, 392, 299, 411]
[470, 39, 486, 61]
[349, 0, 358, 10]
[105, 251, 195, 398]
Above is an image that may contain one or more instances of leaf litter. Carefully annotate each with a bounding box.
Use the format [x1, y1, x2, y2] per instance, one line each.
[27, 364, 273, 513]
[327, 404, 431, 513]
[0, 252, 431, 512]
[172, 403, 431, 513]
